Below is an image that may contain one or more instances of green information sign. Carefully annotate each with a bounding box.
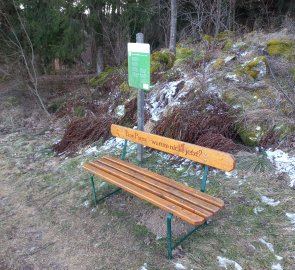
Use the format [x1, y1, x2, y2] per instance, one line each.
[128, 43, 150, 91]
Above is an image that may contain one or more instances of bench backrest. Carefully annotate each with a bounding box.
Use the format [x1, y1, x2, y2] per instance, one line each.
[111, 125, 235, 172]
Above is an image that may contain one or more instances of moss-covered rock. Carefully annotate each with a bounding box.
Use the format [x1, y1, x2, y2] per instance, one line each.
[151, 49, 175, 74]
[238, 125, 264, 146]
[241, 57, 267, 80]
[267, 40, 295, 57]
[88, 67, 114, 87]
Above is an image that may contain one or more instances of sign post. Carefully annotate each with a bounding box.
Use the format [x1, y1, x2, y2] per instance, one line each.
[128, 33, 150, 162]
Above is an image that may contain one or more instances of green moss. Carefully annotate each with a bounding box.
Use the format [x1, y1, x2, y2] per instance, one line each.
[238, 125, 264, 147]
[222, 40, 233, 51]
[88, 67, 114, 87]
[241, 57, 267, 79]
[163, 69, 181, 81]
[203, 34, 214, 43]
[119, 81, 132, 94]
[217, 31, 235, 41]
[151, 49, 175, 74]
[74, 105, 85, 117]
[176, 47, 193, 60]
[267, 40, 295, 57]
[212, 58, 225, 70]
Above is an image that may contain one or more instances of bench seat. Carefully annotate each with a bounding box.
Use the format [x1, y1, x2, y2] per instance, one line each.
[83, 156, 224, 226]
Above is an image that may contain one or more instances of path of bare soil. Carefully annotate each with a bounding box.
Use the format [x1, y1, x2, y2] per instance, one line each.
[0, 130, 174, 270]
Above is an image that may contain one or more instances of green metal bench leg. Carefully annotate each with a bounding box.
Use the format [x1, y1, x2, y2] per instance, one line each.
[96, 187, 121, 204]
[90, 174, 97, 206]
[167, 212, 208, 259]
[90, 174, 121, 206]
[167, 213, 173, 259]
[200, 165, 209, 192]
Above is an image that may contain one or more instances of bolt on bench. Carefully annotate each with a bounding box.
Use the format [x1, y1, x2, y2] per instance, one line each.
[82, 124, 235, 259]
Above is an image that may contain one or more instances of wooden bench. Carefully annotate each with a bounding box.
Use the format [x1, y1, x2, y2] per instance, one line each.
[82, 124, 235, 259]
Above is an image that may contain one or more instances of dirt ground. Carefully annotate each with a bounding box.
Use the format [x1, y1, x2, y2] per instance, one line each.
[0, 129, 178, 270]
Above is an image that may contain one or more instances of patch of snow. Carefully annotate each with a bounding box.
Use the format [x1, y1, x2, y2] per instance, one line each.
[266, 149, 295, 187]
[259, 237, 283, 261]
[225, 73, 239, 82]
[98, 182, 106, 188]
[254, 207, 264, 214]
[156, 234, 163, 240]
[83, 200, 90, 208]
[115, 105, 125, 117]
[275, 255, 283, 261]
[149, 79, 185, 121]
[271, 263, 283, 270]
[102, 137, 126, 150]
[240, 51, 250, 57]
[261, 196, 280, 207]
[232, 42, 247, 50]
[217, 256, 242, 270]
[259, 238, 275, 253]
[286, 213, 295, 229]
[138, 262, 148, 270]
[206, 104, 215, 111]
[174, 263, 187, 270]
[225, 171, 232, 178]
[225, 170, 238, 178]
[207, 83, 221, 97]
[84, 146, 99, 155]
[224, 55, 236, 63]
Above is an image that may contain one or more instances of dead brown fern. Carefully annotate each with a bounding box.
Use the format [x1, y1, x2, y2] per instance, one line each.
[152, 95, 240, 152]
[53, 114, 112, 154]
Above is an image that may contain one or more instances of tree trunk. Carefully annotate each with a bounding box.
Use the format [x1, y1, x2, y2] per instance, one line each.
[169, 0, 177, 54]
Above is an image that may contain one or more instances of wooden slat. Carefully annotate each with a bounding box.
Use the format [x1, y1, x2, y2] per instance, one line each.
[111, 124, 235, 171]
[102, 156, 224, 209]
[89, 161, 213, 218]
[95, 158, 220, 214]
[82, 163, 205, 225]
